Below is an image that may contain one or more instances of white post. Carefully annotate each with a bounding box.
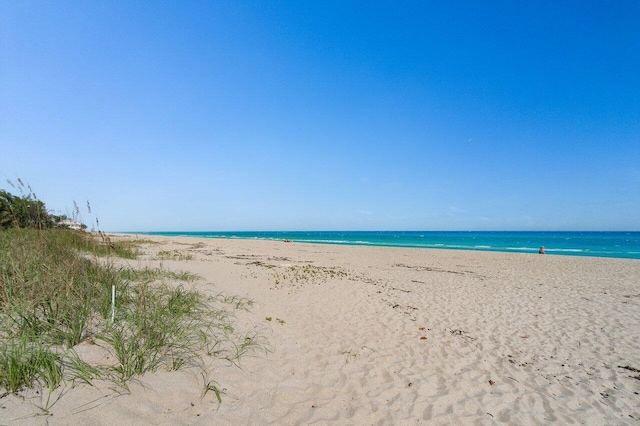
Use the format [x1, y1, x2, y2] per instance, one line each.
[111, 285, 116, 322]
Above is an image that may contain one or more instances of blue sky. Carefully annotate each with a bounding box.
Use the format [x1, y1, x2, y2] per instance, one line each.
[1, 1, 639, 231]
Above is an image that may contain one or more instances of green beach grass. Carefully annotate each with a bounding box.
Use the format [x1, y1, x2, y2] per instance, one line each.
[0, 184, 262, 410]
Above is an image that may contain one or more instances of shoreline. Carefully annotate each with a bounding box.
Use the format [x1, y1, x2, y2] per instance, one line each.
[3, 234, 639, 424]
[125, 230, 640, 260]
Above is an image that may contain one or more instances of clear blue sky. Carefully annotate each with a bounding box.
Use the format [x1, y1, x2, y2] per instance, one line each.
[1, 1, 639, 231]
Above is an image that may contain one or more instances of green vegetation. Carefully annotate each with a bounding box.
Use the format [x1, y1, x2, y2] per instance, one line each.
[339, 349, 359, 362]
[271, 264, 350, 287]
[0, 179, 73, 230]
[156, 250, 194, 261]
[117, 266, 200, 284]
[264, 316, 284, 325]
[0, 183, 261, 409]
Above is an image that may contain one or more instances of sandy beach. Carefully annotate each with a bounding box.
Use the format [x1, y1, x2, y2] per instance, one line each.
[2, 235, 639, 425]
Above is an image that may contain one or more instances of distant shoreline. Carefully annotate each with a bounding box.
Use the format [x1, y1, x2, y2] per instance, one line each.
[120, 230, 640, 260]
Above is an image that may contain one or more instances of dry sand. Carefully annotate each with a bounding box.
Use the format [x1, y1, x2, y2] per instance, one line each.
[2, 235, 639, 425]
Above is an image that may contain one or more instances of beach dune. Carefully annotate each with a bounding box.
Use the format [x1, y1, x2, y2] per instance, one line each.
[2, 236, 639, 425]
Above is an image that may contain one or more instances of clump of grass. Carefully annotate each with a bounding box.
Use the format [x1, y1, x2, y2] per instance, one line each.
[156, 250, 194, 261]
[0, 182, 265, 408]
[0, 335, 61, 394]
[0, 334, 63, 409]
[117, 267, 201, 284]
[215, 294, 254, 311]
[0, 225, 262, 405]
[0, 228, 122, 403]
[104, 283, 225, 382]
[224, 331, 263, 367]
[0, 228, 121, 348]
[202, 374, 225, 404]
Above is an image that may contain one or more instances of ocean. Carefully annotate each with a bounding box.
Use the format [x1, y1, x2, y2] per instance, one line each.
[138, 231, 640, 260]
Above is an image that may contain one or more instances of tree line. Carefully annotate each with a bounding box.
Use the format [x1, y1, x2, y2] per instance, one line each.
[0, 188, 74, 230]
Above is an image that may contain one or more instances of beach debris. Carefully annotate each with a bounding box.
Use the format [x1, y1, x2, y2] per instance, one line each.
[420, 336, 427, 340]
[270, 264, 350, 290]
[390, 286, 412, 293]
[393, 263, 464, 275]
[247, 260, 276, 268]
[489, 380, 495, 386]
[618, 365, 640, 380]
[225, 254, 260, 260]
[340, 349, 359, 362]
[392, 263, 486, 279]
[450, 329, 476, 342]
[618, 365, 640, 372]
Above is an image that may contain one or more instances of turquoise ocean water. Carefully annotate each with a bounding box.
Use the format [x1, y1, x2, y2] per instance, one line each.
[139, 231, 640, 260]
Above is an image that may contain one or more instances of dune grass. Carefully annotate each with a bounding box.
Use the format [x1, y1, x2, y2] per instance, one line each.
[0, 226, 260, 407]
